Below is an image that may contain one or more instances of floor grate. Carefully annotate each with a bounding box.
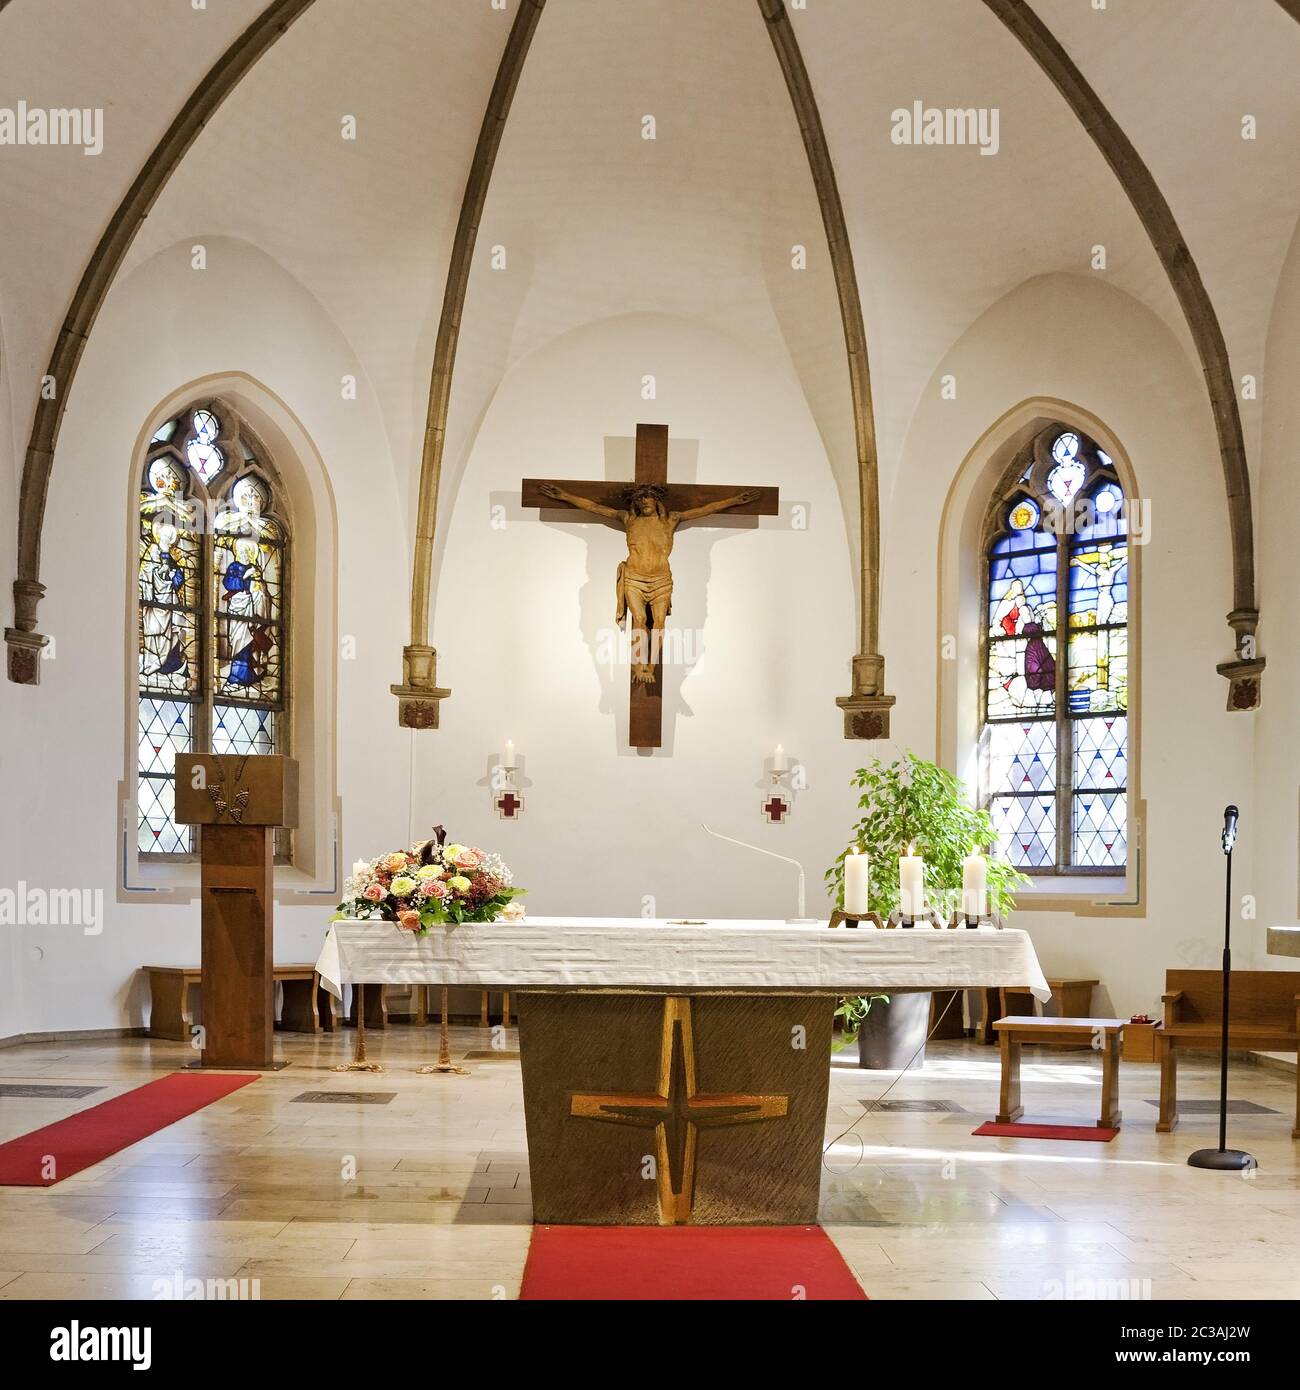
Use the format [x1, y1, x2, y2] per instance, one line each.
[291, 1091, 397, 1105]
[0, 1084, 104, 1099]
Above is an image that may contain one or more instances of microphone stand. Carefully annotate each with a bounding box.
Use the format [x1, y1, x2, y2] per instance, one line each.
[1187, 807, 1254, 1171]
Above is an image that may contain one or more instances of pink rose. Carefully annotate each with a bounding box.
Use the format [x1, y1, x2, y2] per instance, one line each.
[363, 883, 385, 902]
[421, 879, 448, 899]
[452, 847, 483, 869]
[398, 910, 421, 932]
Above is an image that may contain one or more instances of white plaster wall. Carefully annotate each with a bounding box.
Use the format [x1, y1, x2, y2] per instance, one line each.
[6, 239, 411, 1033]
[1254, 221, 1300, 948]
[418, 313, 864, 922]
[3, 253, 1291, 1034]
[0, 300, 25, 1037]
[893, 274, 1260, 1017]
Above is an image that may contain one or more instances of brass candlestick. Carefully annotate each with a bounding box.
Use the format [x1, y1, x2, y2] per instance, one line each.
[946, 909, 1007, 930]
[333, 982, 384, 1073]
[417, 986, 469, 1076]
[827, 909, 885, 929]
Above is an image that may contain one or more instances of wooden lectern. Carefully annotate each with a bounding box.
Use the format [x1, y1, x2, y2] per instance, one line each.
[175, 754, 298, 1069]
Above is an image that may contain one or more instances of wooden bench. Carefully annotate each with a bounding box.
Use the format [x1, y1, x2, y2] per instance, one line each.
[144, 964, 334, 1041]
[994, 1016, 1127, 1129]
[1158, 969, 1300, 1137]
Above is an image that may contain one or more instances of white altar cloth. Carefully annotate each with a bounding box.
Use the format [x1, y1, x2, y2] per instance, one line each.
[315, 916, 1050, 1001]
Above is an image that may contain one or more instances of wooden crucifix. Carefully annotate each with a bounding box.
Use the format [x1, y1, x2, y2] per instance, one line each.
[522, 423, 779, 748]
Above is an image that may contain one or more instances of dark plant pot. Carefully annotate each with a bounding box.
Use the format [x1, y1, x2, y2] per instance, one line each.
[857, 992, 931, 1070]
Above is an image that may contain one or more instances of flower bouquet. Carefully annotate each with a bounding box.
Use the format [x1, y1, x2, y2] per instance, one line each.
[334, 832, 525, 933]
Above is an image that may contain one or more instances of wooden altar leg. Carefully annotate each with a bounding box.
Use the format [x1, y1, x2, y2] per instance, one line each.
[480, 991, 490, 1027]
[416, 986, 469, 1076]
[333, 984, 384, 1073]
[502, 992, 511, 1028]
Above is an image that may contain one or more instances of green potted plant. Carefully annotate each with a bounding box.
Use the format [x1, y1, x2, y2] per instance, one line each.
[825, 752, 1027, 1069]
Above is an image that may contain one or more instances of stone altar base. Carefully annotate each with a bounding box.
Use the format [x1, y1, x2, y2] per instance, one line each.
[516, 991, 834, 1226]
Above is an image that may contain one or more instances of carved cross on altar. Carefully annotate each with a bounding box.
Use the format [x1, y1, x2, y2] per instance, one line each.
[569, 996, 789, 1224]
[522, 423, 779, 748]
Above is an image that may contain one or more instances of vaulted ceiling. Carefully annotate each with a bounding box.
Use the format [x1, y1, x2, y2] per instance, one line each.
[3, 0, 1298, 525]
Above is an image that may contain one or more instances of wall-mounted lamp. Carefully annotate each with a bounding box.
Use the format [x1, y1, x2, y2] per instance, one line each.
[762, 743, 793, 824]
[493, 738, 524, 819]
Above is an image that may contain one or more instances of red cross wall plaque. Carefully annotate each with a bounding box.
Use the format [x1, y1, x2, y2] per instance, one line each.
[762, 791, 791, 824]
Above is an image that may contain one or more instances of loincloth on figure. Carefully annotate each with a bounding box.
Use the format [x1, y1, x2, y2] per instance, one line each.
[615, 563, 673, 625]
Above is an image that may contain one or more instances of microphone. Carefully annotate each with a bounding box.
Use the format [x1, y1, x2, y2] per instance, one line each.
[1221, 805, 1239, 855]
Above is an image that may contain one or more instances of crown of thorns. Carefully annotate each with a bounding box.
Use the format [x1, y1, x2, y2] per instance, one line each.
[621, 483, 669, 507]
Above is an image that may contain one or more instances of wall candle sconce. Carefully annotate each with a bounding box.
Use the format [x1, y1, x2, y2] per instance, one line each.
[493, 738, 524, 820]
[762, 743, 792, 823]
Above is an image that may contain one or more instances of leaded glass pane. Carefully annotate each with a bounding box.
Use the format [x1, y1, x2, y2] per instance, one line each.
[989, 530, 1057, 637]
[1069, 538, 1128, 625]
[1073, 791, 1127, 868]
[988, 720, 1057, 794]
[987, 633, 1057, 719]
[1067, 627, 1127, 713]
[213, 704, 277, 756]
[1073, 480, 1126, 543]
[138, 697, 193, 776]
[212, 486, 285, 707]
[139, 460, 200, 698]
[186, 438, 224, 483]
[982, 425, 1129, 873]
[990, 794, 1057, 868]
[1073, 715, 1127, 792]
[1047, 433, 1085, 505]
[193, 409, 221, 445]
[137, 698, 193, 854]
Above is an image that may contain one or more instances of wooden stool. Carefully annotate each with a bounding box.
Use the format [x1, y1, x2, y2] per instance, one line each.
[993, 1016, 1127, 1129]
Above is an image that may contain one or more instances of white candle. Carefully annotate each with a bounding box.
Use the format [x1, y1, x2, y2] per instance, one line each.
[962, 852, 987, 921]
[502, 738, 516, 768]
[844, 849, 870, 916]
[899, 849, 925, 919]
[773, 743, 788, 773]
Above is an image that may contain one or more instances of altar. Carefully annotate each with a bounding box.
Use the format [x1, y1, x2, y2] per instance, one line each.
[316, 917, 1049, 1226]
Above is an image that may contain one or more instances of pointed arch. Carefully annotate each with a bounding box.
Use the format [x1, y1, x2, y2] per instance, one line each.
[6, 0, 319, 683]
[938, 397, 1144, 914]
[982, 0, 1262, 699]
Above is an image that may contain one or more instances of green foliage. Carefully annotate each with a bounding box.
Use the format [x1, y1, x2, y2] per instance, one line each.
[420, 886, 525, 929]
[832, 993, 889, 1051]
[825, 752, 1029, 1051]
[824, 751, 1028, 920]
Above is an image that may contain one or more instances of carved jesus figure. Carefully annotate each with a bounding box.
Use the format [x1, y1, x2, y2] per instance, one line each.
[539, 481, 761, 685]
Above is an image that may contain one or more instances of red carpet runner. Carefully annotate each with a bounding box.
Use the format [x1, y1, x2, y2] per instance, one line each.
[0, 1072, 258, 1185]
[519, 1224, 867, 1300]
[973, 1120, 1118, 1143]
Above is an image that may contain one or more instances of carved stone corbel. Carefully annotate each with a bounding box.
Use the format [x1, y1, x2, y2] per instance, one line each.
[390, 644, 451, 730]
[1217, 608, 1265, 711]
[836, 652, 896, 740]
[5, 579, 49, 685]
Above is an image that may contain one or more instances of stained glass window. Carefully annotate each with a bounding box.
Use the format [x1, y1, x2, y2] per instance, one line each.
[981, 427, 1129, 873]
[134, 404, 290, 858]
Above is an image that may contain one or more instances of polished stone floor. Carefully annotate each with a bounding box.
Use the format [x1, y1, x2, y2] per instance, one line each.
[0, 1027, 1297, 1300]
